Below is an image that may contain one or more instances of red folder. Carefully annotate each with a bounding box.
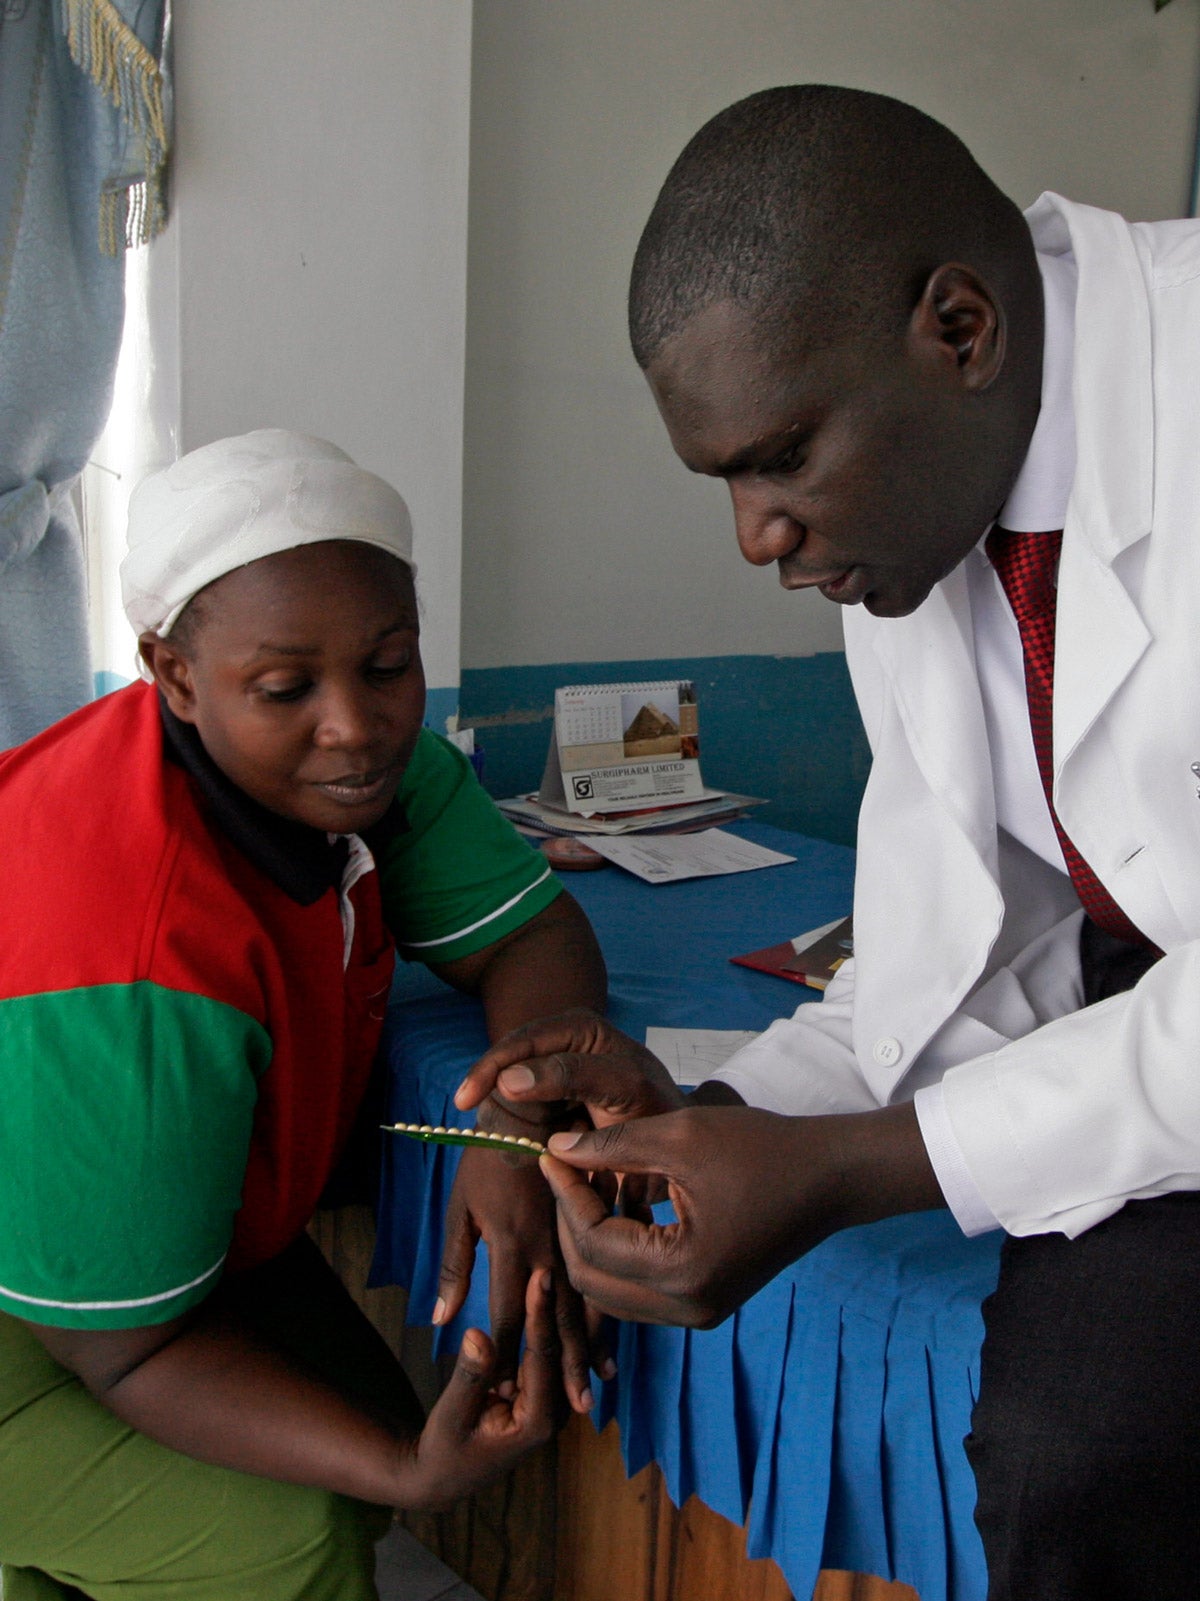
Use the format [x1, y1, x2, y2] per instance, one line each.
[731, 915, 853, 991]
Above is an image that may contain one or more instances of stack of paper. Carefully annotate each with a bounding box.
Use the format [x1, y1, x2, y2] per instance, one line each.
[496, 789, 764, 838]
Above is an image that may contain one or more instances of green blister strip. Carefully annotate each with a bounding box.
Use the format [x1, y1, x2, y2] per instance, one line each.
[382, 1122, 546, 1155]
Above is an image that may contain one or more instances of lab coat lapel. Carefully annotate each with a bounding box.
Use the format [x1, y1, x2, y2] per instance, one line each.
[1037, 195, 1172, 942]
[1053, 535, 1149, 776]
[1031, 194, 1153, 774]
[854, 567, 1006, 1089]
[871, 563, 999, 865]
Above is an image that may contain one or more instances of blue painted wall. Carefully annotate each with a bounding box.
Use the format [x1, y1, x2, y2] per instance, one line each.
[459, 652, 870, 849]
[423, 685, 459, 739]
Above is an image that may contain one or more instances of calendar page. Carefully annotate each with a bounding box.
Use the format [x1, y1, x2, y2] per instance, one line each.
[539, 680, 705, 815]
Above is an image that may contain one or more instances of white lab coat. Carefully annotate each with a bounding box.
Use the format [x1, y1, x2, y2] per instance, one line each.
[714, 193, 1200, 1238]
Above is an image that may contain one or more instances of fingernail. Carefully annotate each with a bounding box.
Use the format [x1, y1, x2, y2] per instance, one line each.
[498, 1379, 515, 1399]
[463, 1331, 485, 1361]
[500, 1065, 535, 1092]
[541, 1267, 554, 1293]
[432, 1297, 447, 1325]
[579, 1387, 594, 1412]
[600, 1357, 617, 1380]
[548, 1130, 582, 1152]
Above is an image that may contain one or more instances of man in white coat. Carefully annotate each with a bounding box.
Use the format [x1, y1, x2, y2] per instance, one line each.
[456, 86, 1200, 1596]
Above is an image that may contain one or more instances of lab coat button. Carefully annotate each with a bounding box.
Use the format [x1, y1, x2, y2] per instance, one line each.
[872, 1036, 903, 1067]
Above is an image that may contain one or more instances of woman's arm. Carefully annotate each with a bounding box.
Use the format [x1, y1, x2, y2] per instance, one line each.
[429, 889, 606, 1039]
[26, 1266, 558, 1512]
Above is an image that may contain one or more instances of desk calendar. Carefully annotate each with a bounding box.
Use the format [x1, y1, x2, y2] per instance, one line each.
[539, 679, 706, 815]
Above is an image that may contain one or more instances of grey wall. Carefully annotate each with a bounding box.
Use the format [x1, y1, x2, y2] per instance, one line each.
[164, 0, 473, 695]
[461, 0, 1200, 672]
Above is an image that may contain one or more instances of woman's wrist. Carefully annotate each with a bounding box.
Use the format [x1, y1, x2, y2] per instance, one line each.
[383, 1434, 434, 1510]
[474, 1091, 572, 1136]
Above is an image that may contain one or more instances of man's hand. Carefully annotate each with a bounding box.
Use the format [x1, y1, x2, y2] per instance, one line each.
[398, 1268, 562, 1510]
[454, 1009, 686, 1127]
[535, 1101, 944, 1328]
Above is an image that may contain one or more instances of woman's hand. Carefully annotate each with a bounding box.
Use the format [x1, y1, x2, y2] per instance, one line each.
[436, 1010, 686, 1408]
[436, 1126, 613, 1414]
[447, 1009, 690, 1279]
[397, 1268, 563, 1510]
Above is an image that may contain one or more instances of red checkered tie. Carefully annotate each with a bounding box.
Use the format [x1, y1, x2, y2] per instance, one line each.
[986, 527, 1155, 949]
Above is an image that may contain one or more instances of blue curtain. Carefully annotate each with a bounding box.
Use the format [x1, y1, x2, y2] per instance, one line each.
[0, 0, 168, 748]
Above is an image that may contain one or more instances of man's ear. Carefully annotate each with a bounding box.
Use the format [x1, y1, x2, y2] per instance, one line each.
[139, 634, 199, 724]
[907, 263, 1006, 392]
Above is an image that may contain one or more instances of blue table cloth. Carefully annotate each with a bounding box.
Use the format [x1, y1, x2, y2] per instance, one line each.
[372, 822, 1001, 1600]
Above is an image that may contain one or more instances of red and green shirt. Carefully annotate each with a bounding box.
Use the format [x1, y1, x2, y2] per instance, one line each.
[0, 682, 559, 1329]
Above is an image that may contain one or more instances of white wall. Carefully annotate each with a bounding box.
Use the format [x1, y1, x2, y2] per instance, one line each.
[165, 0, 473, 694]
[461, 0, 1200, 670]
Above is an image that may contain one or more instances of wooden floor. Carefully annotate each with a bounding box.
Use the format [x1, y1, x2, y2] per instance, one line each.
[311, 1206, 917, 1601]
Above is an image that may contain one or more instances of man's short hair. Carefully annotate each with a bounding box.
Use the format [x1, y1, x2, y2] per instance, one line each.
[629, 85, 1032, 368]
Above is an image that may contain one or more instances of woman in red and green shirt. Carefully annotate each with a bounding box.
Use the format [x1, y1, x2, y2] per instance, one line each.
[0, 431, 606, 1601]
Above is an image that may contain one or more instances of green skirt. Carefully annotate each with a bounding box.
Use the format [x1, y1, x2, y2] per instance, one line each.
[0, 1236, 412, 1600]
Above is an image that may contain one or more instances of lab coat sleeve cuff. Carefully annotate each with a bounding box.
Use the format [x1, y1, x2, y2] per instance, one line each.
[913, 1082, 1002, 1237]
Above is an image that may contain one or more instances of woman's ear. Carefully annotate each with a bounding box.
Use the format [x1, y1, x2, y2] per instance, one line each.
[139, 634, 199, 724]
[907, 262, 1006, 393]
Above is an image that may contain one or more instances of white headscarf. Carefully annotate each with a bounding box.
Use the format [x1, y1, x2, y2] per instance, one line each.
[120, 429, 414, 637]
